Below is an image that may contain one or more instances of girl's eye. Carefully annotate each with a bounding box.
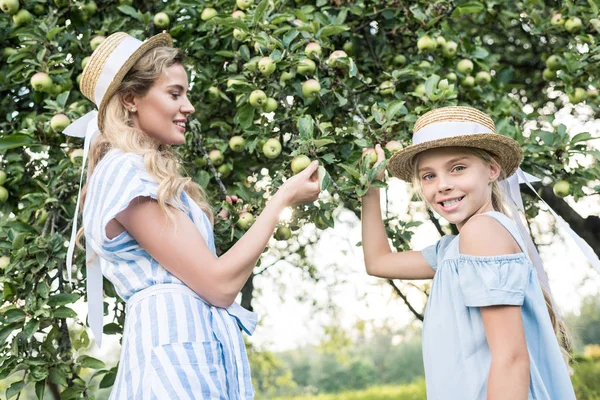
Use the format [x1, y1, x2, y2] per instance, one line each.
[422, 173, 434, 181]
[452, 165, 465, 172]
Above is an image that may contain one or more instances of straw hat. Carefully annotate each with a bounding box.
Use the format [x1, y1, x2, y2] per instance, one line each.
[387, 106, 523, 181]
[79, 32, 173, 131]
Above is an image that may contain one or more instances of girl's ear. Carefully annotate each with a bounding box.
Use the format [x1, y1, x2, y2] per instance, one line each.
[488, 161, 501, 182]
[120, 92, 138, 112]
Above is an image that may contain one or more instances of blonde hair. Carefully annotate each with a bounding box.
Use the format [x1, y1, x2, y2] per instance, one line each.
[77, 46, 213, 247]
[411, 146, 573, 373]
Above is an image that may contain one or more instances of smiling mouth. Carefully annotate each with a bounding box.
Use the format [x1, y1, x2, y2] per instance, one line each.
[174, 121, 186, 128]
[439, 196, 465, 208]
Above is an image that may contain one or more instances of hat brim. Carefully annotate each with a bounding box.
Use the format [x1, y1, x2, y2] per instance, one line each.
[82, 32, 173, 131]
[387, 133, 523, 181]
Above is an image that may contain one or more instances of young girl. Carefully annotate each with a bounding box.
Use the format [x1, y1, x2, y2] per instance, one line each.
[63, 32, 320, 399]
[361, 106, 576, 399]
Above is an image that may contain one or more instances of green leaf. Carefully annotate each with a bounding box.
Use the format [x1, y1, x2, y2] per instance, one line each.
[316, 25, 349, 38]
[534, 130, 554, 145]
[52, 306, 77, 319]
[317, 166, 330, 191]
[234, 104, 255, 129]
[99, 371, 117, 388]
[35, 380, 45, 400]
[6, 380, 26, 399]
[424, 74, 440, 97]
[0, 323, 18, 343]
[23, 319, 40, 339]
[339, 163, 360, 180]
[215, 51, 235, 58]
[571, 132, 593, 144]
[48, 293, 80, 307]
[2, 308, 26, 323]
[253, 0, 269, 25]
[334, 91, 348, 107]
[312, 138, 337, 148]
[78, 355, 106, 369]
[46, 27, 64, 40]
[36, 281, 50, 299]
[57, 91, 70, 108]
[117, 5, 142, 21]
[206, 17, 248, 30]
[371, 104, 386, 126]
[385, 100, 406, 120]
[103, 322, 122, 335]
[472, 46, 490, 59]
[452, 1, 485, 17]
[49, 367, 68, 387]
[283, 29, 299, 48]
[0, 134, 33, 151]
[298, 115, 314, 140]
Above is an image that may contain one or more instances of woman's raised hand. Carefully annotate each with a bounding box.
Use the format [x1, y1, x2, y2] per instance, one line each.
[278, 160, 321, 207]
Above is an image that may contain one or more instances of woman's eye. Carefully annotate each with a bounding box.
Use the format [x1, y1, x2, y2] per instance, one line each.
[171, 93, 180, 99]
[452, 165, 465, 172]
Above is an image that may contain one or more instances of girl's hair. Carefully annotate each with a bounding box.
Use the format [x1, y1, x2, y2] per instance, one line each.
[76, 46, 213, 247]
[411, 146, 573, 373]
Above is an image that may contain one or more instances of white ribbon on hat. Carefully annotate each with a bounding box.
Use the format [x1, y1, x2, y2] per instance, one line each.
[413, 121, 493, 144]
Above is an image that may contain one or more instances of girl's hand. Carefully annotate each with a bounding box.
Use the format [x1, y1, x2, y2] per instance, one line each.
[217, 195, 242, 220]
[362, 144, 386, 181]
[278, 160, 321, 207]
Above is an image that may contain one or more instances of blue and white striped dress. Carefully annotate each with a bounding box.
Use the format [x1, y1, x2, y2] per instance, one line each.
[83, 149, 257, 399]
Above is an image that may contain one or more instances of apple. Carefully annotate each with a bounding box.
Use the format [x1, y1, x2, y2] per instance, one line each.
[436, 36, 446, 47]
[201, 8, 217, 21]
[417, 35, 437, 52]
[119, 0, 133, 4]
[418, 60, 432, 69]
[262, 97, 278, 113]
[3, 47, 17, 59]
[31, 72, 53, 92]
[77, 73, 83, 86]
[153, 12, 170, 29]
[70, 149, 84, 163]
[302, 79, 321, 98]
[258, 57, 276, 76]
[587, 88, 598, 99]
[229, 136, 246, 153]
[297, 58, 316, 75]
[568, 87, 586, 104]
[385, 140, 403, 153]
[81, 56, 90, 70]
[33, 4, 44, 15]
[379, 80, 395, 96]
[0, 186, 7, 203]
[0, 0, 19, 14]
[50, 114, 70, 132]
[475, 71, 491, 85]
[551, 13, 564, 26]
[249, 90, 267, 107]
[54, 0, 68, 7]
[12, 9, 32, 26]
[217, 164, 231, 177]
[457, 59, 474, 74]
[193, 157, 207, 167]
[313, 214, 329, 230]
[443, 41, 458, 58]
[461, 76, 475, 88]
[262, 138, 282, 158]
[328, 50, 348, 68]
[0, 256, 10, 269]
[546, 54, 563, 71]
[446, 72, 458, 82]
[438, 79, 449, 90]
[0, 170, 6, 186]
[542, 68, 556, 81]
[280, 71, 294, 83]
[393, 54, 406, 66]
[83, 2, 98, 16]
[90, 35, 106, 51]
[237, 212, 255, 230]
[274, 226, 292, 241]
[291, 155, 311, 174]
[233, 29, 247, 41]
[362, 148, 378, 168]
[564, 17, 582, 33]
[209, 149, 224, 166]
[590, 18, 600, 30]
[552, 180, 571, 197]
[305, 42, 322, 59]
[342, 41, 355, 55]
[236, 0, 254, 10]
[231, 10, 245, 19]
[415, 83, 426, 95]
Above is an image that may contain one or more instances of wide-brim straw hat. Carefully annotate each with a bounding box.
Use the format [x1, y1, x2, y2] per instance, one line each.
[79, 32, 173, 131]
[388, 106, 523, 181]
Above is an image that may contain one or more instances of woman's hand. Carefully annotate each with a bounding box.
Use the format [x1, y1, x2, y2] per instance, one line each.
[278, 160, 321, 207]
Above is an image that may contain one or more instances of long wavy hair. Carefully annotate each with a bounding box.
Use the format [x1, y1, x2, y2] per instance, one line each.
[77, 46, 213, 247]
[411, 146, 573, 373]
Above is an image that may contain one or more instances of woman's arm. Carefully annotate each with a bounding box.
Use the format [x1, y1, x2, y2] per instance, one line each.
[115, 161, 321, 308]
[361, 145, 435, 280]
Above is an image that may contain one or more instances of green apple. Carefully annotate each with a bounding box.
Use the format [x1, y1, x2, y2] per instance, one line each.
[297, 58, 316, 75]
[12, 9, 32, 26]
[385, 140, 403, 153]
[249, 90, 267, 107]
[313, 214, 329, 230]
[362, 148, 378, 168]
[274, 226, 292, 241]
[2, 47, 17, 59]
[446, 72, 458, 82]
[418, 60, 432, 69]
[438, 78, 449, 90]
[0, 256, 10, 269]
[237, 212, 255, 230]
[236, 0, 254, 10]
[475, 71, 491, 85]
[70, 149, 84, 163]
[0, 186, 7, 203]
[90, 35, 106, 51]
[415, 83, 426, 95]
[54, 0, 69, 7]
[231, 10, 245, 19]
[83, 2, 98, 16]
[550, 13, 564, 26]
[280, 71, 294, 83]
[262, 138, 282, 158]
[31, 72, 53, 92]
[590, 18, 600, 30]
[50, 114, 70, 132]
[461, 75, 475, 88]
[552, 180, 571, 197]
[542, 68, 556, 81]
[305, 42, 322, 59]
[457, 59, 474, 74]
[379, 80, 395, 96]
[568, 87, 586, 104]
[193, 157, 207, 167]
[262, 97, 278, 113]
[233, 29, 247, 41]
[342, 41, 355, 55]
[302, 79, 321, 98]
[443, 41, 458, 58]
[229, 136, 246, 153]
[33, 4, 44, 15]
[258, 57, 276, 76]
[81, 56, 90, 70]
[328, 50, 348, 68]
[201, 7, 217, 21]
[435, 36, 446, 47]
[564, 17, 582, 32]
[0, 170, 6, 186]
[291, 155, 311, 174]
[417, 35, 437, 52]
[0, 0, 19, 14]
[153, 12, 170, 29]
[209, 149, 224, 166]
[217, 164, 231, 177]
[546, 54, 563, 71]
[393, 54, 406, 66]
[586, 88, 598, 99]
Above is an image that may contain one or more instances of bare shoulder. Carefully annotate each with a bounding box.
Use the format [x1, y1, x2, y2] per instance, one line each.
[459, 215, 521, 256]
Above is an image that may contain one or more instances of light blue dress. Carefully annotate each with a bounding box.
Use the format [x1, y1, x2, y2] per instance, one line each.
[83, 149, 257, 399]
[420, 211, 575, 399]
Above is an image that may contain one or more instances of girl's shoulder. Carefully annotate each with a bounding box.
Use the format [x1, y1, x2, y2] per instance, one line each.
[93, 149, 147, 181]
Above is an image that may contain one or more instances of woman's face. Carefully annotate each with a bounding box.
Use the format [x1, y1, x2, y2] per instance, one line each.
[416, 147, 500, 230]
[129, 64, 195, 145]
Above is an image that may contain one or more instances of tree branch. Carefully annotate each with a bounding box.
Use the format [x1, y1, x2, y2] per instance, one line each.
[387, 279, 424, 321]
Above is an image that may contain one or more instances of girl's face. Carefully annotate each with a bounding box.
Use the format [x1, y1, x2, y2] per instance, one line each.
[416, 147, 501, 230]
[129, 64, 195, 145]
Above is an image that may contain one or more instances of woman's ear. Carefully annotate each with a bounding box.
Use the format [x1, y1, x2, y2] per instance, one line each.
[120, 92, 137, 112]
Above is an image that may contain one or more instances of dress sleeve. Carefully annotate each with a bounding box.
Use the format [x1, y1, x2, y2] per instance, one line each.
[421, 235, 455, 271]
[457, 253, 531, 307]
